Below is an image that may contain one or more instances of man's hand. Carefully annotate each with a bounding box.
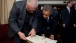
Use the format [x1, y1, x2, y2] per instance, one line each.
[73, 24, 76, 27]
[28, 29, 36, 37]
[42, 34, 45, 37]
[49, 35, 54, 40]
[62, 24, 65, 28]
[18, 32, 26, 40]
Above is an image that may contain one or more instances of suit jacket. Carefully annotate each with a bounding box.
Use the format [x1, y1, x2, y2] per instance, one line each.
[7, 1, 38, 38]
[61, 7, 73, 26]
[38, 10, 59, 35]
[73, 8, 76, 24]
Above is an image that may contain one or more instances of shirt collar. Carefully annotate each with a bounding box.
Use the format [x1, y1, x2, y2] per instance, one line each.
[67, 6, 70, 9]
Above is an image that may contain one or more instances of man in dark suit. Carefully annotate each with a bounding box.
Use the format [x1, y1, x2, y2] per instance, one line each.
[72, 3, 76, 43]
[61, 1, 73, 43]
[7, 0, 38, 43]
[38, 5, 59, 40]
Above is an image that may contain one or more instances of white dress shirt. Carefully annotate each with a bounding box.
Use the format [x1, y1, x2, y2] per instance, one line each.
[67, 7, 70, 14]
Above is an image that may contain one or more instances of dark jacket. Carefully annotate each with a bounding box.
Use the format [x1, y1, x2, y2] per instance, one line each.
[61, 7, 73, 25]
[73, 8, 76, 24]
[38, 9, 59, 35]
[7, 1, 38, 38]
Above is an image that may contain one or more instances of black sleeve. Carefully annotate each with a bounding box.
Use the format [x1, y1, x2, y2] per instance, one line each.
[72, 9, 76, 24]
[8, 2, 20, 34]
[37, 10, 44, 35]
[51, 12, 59, 35]
[32, 10, 38, 30]
[61, 9, 66, 24]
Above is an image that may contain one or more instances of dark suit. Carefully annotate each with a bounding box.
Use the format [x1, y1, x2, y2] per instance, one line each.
[38, 9, 59, 37]
[61, 7, 73, 43]
[73, 9, 76, 24]
[72, 8, 76, 42]
[7, 1, 38, 43]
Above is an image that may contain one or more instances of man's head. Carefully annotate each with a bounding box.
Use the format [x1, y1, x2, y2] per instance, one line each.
[26, 0, 38, 13]
[53, 6, 57, 10]
[67, 1, 73, 8]
[42, 5, 52, 19]
[74, 3, 76, 8]
[41, 6, 43, 10]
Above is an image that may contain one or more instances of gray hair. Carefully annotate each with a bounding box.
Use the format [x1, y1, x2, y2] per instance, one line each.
[43, 5, 52, 12]
[26, 0, 38, 8]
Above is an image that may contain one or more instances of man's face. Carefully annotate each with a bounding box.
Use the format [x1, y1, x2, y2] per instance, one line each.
[26, 4, 36, 13]
[42, 10, 52, 19]
[54, 7, 57, 10]
[74, 4, 76, 8]
[68, 1, 73, 7]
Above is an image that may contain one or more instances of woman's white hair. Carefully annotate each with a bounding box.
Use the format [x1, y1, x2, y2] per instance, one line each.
[26, 0, 38, 8]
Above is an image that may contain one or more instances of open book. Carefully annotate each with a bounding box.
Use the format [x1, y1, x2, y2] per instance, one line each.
[26, 35, 57, 43]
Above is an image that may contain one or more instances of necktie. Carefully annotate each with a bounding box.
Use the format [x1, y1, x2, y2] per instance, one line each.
[46, 18, 50, 30]
[46, 18, 49, 23]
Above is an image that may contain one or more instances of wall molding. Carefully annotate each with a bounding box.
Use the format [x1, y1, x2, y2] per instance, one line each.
[38, 1, 76, 4]
[16, 0, 76, 5]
